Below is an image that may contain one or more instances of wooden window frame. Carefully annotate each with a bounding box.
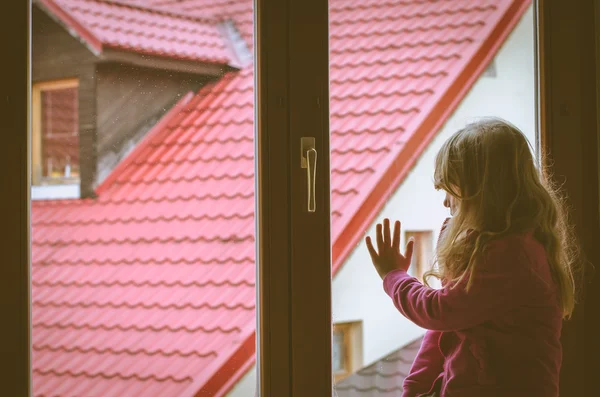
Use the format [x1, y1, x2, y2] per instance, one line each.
[256, 0, 332, 395]
[31, 78, 79, 186]
[536, 1, 600, 394]
[405, 230, 434, 282]
[2, 0, 599, 396]
[332, 321, 363, 383]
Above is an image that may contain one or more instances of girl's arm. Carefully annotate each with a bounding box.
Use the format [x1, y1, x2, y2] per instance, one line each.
[402, 330, 443, 397]
[401, 219, 449, 396]
[383, 237, 530, 332]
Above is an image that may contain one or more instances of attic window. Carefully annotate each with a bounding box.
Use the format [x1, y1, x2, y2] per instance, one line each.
[405, 230, 434, 282]
[32, 79, 80, 187]
[333, 321, 363, 383]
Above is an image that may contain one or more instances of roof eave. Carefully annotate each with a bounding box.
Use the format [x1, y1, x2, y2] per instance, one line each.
[179, 330, 256, 397]
[99, 47, 233, 77]
[34, 0, 103, 57]
[35, 0, 234, 75]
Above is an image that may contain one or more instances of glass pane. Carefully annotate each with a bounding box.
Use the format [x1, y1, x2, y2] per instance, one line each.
[30, 1, 256, 396]
[330, 0, 537, 394]
[332, 330, 345, 373]
[41, 86, 79, 181]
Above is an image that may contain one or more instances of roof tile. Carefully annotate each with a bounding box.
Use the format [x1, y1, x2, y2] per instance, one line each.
[335, 336, 423, 397]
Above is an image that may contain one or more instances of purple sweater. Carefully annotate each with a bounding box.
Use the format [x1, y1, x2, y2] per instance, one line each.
[383, 230, 563, 397]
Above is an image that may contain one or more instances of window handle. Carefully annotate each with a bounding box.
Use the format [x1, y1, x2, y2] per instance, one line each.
[301, 137, 317, 212]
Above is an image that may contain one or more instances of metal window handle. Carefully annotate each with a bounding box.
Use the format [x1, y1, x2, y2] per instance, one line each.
[301, 137, 317, 213]
[306, 148, 317, 212]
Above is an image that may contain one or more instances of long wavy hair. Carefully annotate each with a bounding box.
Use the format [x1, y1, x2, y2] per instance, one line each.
[424, 117, 580, 319]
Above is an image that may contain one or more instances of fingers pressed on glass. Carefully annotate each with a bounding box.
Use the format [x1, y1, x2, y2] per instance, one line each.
[376, 223, 384, 252]
[405, 238, 415, 261]
[383, 218, 391, 245]
[392, 220, 400, 251]
[365, 236, 377, 260]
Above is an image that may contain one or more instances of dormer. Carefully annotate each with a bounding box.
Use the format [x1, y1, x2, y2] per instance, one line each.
[31, 0, 243, 199]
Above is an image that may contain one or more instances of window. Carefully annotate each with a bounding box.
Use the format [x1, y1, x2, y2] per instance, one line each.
[29, 1, 259, 396]
[31, 79, 79, 186]
[332, 321, 362, 383]
[405, 231, 434, 282]
[3, 1, 598, 397]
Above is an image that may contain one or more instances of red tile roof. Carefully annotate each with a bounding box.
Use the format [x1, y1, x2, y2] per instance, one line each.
[119, 0, 254, 45]
[335, 336, 423, 397]
[35, 0, 235, 63]
[31, 0, 530, 396]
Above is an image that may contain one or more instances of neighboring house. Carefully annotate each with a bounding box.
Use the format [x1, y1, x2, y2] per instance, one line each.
[32, 0, 238, 199]
[335, 336, 423, 396]
[30, 1, 533, 397]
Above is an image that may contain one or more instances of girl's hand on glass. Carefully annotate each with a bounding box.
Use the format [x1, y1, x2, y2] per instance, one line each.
[365, 218, 414, 280]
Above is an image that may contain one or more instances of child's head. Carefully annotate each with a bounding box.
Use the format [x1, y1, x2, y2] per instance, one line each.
[427, 117, 579, 318]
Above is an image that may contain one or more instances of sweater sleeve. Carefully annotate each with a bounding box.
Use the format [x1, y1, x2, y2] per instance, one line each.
[383, 237, 530, 331]
[402, 330, 444, 397]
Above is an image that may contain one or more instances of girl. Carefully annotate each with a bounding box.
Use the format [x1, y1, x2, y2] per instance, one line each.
[365, 118, 579, 397]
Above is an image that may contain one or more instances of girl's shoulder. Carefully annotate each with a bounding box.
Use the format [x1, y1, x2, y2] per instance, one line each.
[482, 231, 543, 271]
[486, 230, 536, 248]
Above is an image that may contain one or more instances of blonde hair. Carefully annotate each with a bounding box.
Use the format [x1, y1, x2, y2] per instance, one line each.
[425, 117, 580, 318]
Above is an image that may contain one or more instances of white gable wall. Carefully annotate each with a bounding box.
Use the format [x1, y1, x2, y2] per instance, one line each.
[227, 5, 535, 396]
